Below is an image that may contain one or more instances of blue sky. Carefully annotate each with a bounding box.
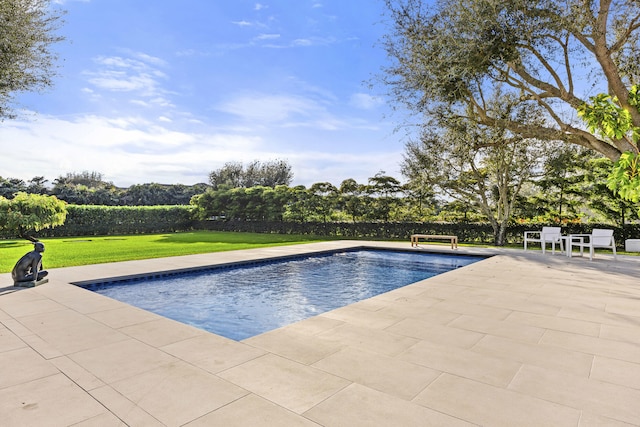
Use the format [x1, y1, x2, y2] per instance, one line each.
[0, 0, 408, 188]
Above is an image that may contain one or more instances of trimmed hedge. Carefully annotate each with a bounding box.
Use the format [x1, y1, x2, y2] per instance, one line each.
[33, 205, 194, 238]
[4, 203, 638, 248]
[195, 220, 640, 247]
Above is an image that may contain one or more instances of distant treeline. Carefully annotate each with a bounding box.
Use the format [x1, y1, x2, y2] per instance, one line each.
[0, 172, 209, 206]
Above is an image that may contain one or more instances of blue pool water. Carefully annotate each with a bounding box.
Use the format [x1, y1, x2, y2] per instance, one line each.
[84, 249, 482, 340]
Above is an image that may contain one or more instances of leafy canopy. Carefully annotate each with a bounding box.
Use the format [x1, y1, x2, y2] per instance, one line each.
[0, 0, 65, 120]
[0, 192, 67, 240]
[381, 0, 640, 160]
[578, 85, 640, 203]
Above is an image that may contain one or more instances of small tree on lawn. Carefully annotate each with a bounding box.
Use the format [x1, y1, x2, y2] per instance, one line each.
[0, 192, 67, 241]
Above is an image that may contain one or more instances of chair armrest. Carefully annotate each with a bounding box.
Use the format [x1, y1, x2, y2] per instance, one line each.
[524, 231, 540, 238]
[568, 234, 590, 244]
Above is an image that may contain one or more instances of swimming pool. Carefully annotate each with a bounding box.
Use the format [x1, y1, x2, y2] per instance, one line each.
[82, 249, 482, 340]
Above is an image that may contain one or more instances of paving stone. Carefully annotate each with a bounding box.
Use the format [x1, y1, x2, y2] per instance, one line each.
[0, 374, 108, 427]
[305, 383, 477, 427]
[244, 328, 344, 365]
[509, 364, 640, 425]
[184, 394, 321, 427]
[110, 360, 248, 426]
[414, 373, 581, 426]
[398, 341, 522, 388]
[218, 353, 350, 414]
[161, 333, 265, 374]
[312, 346, 441, 400]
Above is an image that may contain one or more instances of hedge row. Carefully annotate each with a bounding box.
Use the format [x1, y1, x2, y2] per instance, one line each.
[34, 205, 194, 237]
[195, 220, 640, 246]
[7, 204, 639, 247]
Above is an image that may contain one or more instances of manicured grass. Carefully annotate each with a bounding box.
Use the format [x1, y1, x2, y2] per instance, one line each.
[0, 231, 328, 273]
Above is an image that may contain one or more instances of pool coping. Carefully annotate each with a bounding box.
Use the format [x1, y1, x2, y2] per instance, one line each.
[1, 240, 639, 426]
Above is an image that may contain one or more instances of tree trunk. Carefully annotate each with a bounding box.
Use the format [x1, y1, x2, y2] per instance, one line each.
[494, 222, 508, 246]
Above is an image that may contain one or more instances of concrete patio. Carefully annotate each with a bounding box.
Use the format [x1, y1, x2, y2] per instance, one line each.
[0, 241, 638, 426]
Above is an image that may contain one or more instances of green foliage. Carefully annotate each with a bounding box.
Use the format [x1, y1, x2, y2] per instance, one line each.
[523, 146, 592, 222]
[577, 92, 640, 142]
[31, 205, 194, 237]
[0, 0, 65, 119]
[401, 92, 549, 245]
[381, 0, 640, 161]
[578, 86, 640, 204]
[197, 219, 635, 249]
[0, 176, 27, 198]
[607, 152, 640, 203]
[191, 186, 286, 221]
[0, 192, 67, 239]
[208, 159, 293, 189]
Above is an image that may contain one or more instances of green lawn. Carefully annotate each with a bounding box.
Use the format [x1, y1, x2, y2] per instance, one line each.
[0, 231, 328, 273]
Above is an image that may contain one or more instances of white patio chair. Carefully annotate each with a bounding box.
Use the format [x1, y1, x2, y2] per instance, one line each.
[523, 226, 563, 254]
[569, 229, 617, 261]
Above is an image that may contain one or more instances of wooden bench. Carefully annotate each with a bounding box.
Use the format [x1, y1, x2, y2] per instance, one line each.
[411, 234, 458, 249]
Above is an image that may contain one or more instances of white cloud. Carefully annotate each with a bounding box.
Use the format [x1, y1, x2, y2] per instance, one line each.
[215, 90, 385, 133]
[217, 93, 325, 123]
[87, 71, 159, 93]
[0, 114, 264, 186]
[232, 20, 253, 27]
[350, 93, 384, 110]
[82, 52, 174, 110]
[175, 49, 209, 57]
[255, 33, 280, 40]
[0, 111, 401, 187]
[254, 3, 268, 11]
[291, 36, 336, 47]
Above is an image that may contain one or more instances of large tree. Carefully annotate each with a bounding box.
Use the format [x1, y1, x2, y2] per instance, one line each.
[381, 0, 640, 160]
[402, 93, 550, 245]
[0, 0, 65, 119]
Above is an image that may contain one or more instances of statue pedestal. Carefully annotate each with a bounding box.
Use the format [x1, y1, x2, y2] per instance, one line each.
[14, 279, 49, 288]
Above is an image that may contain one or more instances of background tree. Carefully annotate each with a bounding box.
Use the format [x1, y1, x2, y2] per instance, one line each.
[366, 172, 403, 222]
[0, 0, 65, 120]
[208, 160, 293, 190]
[51, 171, 119, 205]
[283, 185, 311, 222]
[436, 200, 484, 223]
[208, 162, 244, 190]
[339, 179, 367, 222]
[0, 176, 27, 198]
[26, 176, 49, 195]
[581, 157, 640, 225]
[0, 192, 66, 240]
[527, 146, 592, 222]
[401, 177, 437, 221]
[381, 0, 640, 162]
[308, 182, 339, 223]
[402, 95, 549, 245]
